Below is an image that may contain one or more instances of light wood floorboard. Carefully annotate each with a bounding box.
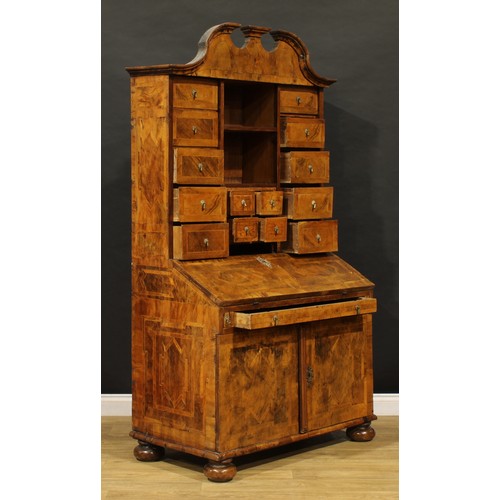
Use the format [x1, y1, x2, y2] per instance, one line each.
[102, 416, 398, 499]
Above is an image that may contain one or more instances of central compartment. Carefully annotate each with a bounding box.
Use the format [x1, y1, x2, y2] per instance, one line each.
[223, 81, 278, 185]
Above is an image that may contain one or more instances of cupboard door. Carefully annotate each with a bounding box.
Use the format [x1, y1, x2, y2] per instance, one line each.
[217, 328, 299, 451]
[300, 315, 373, 433]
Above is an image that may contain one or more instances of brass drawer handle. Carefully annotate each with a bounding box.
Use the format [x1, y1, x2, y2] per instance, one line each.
[304, 128, 310, 138]
[269, 199, 276, 208]
[316, 233, 321, 242]
[311, 200, 317, 210]
[203, 238, 209, 248]
[192, 89, 197, 99]
[198, 162, 203, 172]
[272, 315, 279, 326]
[200, 199, 206, 210]
[296, 96, 302, 105]
[308, 164, 314, 173]
[244, 226, 250, 235]
[241, 199, 247, 208]
[192, 126, 198, 135]
[274, 225, 280, 235]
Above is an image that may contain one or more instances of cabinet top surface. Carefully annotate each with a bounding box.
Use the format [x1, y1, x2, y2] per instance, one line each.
[126, 22, 335, 87]
[173, 253, 374, 307]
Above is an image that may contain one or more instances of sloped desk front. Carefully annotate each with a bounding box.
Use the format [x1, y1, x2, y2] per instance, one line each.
[131, 253, 377, 481]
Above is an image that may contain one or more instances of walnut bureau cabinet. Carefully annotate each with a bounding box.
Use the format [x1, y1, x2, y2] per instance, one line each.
[127, 23, 377, 482]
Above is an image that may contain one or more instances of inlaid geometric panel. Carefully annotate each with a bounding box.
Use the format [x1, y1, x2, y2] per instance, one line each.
[143, 318, 197, 419]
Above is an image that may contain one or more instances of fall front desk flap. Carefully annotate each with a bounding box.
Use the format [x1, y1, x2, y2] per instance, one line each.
[173, 253, 374, 307]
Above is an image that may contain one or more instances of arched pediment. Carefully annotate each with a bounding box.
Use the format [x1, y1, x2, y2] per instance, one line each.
[127, 22, 335, 87]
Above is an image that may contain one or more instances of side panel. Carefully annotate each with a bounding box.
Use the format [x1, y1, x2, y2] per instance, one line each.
[131, 75, 170, 267]
[131, 267, 219, 451]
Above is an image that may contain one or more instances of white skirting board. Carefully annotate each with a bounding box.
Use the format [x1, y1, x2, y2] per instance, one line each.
[101, 393, 399, 417]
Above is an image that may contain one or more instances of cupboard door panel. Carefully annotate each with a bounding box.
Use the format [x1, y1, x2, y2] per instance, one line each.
[300, 316, 373, 433]
[217, 328, 299, 451]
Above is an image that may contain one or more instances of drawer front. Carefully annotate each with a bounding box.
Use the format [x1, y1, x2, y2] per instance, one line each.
[279, 88, 319, 115]
[259, 216, 288, 242]
[173, 187, 227, 222]
[231, 217, 259, 243]
[173, 109, 218, 147]
[281, 151, 330, 184]
[280, 118, 325, 148]
[285, 187, 333, 220]
[232, 297, 377, 330]
[284, 220, 338, 254]
[173, 79, 218, 110]
[173, 148, 224, 185]
[173, 223, 229, 260]
[255, 191, 283, 216]
[229, 191, 255, 216]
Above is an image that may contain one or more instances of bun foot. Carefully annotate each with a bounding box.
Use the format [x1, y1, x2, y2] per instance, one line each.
[346, 422, 376, 442]
[203, 460, 237, 482]
[134, 440, 165, 461]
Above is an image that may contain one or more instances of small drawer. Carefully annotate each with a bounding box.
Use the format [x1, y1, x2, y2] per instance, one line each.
[173, 79, 218, 110]
[229, 191, 255, 216]
[279, 88, 319, 115]
[281, 151, 330, 184]
[283, 220, 338, 254]
[173, 148, 224, 185]
[173, 187, 227, 222]
[280, 117, 325, 149]
[255, 191, 283, 216]
[173, 109, 218, 147]
[173, 223, 229, 260]
[284, 187, 333, 220]
[259, 217, 288, 243]
[231, 218, 259, 243]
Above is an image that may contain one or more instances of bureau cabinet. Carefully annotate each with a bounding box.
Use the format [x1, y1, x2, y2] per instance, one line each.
[127, 22, 376, 482]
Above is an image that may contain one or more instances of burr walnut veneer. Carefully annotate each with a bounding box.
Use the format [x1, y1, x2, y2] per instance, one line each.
[127, 23, 376, 482]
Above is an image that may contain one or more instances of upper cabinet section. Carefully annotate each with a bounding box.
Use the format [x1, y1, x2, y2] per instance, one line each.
[126, 23, 335, 88]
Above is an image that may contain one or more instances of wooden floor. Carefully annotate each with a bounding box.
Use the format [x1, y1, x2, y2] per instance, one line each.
[102, 416, 398, 499]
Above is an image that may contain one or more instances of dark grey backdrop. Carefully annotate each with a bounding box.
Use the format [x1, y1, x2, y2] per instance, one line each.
[102, 0, 398, 393]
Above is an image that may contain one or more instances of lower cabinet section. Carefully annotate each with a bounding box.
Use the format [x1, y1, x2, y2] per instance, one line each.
[217, 315, 373, 452]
